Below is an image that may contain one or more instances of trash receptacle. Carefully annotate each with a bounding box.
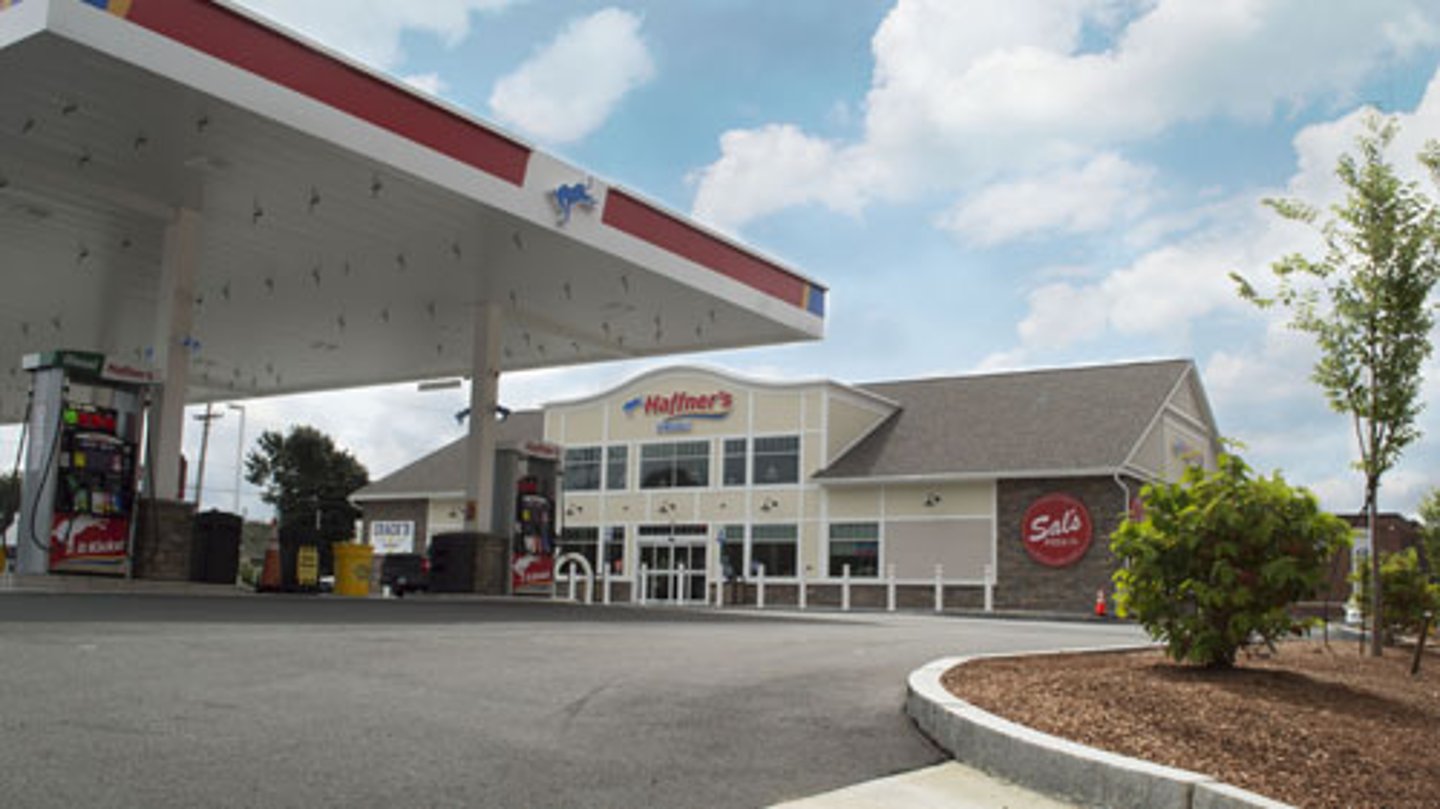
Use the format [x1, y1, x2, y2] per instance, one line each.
[429, 532, 477, 593]
[332, 542, 374, 597]
[190, 510, 242, 584]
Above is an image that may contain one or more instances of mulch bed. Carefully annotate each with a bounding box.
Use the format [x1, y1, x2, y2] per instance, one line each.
[942, 640, 1440, 809]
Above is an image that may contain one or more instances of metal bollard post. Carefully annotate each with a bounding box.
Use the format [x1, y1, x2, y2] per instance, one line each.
[567, 565, 577, 601]
[933, 563, 943, 613]
[639, 563, 649, 606]
[678, 563, 688, 606]
[886, 564, 897, 612]
[842, 564, 851, 612]
[602, 563, 611, 605]
[756, 563, 766, 610]
[798, 563, 807, 611]
[983, 564, 994, 613]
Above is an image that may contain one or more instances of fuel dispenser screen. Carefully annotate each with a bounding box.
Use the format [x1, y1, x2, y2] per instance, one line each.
[50, 403, 138, 574]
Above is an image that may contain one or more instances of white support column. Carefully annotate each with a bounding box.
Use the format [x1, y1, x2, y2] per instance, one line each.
[149, 208, 202, 500]
[463, 302, 502, 535]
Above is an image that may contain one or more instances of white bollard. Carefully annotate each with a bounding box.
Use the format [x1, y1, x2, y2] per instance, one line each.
[933, 563, 944, 613]
[886, 564, 897, 612]
[567, 564, 577, 601]
[639, 563, 649, 606]
[983, 564, 994, 613]
[756, 563, 766, 610]
[602, 562, 612, 605]
[678, 563, 688, 606]
[798, 563, 807, 611]
[842, 564, 851, 612]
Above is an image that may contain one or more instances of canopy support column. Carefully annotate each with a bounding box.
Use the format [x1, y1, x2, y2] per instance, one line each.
[463, 301, 503, 535]
[148, 208, 201, 501]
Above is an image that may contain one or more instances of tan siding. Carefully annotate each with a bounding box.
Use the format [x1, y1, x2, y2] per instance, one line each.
[827, 487, 883, 520]
[826, 398, 888, 465]
[560, 407, 604, 444]
[1168, 375, 1204, 422]
[1129, 422, 1167, 479]
[697, 491, 744, 521]
[886, 519, 993, 580]
[752, 391, 804, 432]
[883, 482, 993, 518]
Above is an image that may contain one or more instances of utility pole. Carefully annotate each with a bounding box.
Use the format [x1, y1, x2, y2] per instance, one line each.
[226, 403, 246, 514]
[192, 403, 223, 510]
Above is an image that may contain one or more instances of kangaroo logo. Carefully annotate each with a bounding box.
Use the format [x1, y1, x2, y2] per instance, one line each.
[550, 179, 598, 226]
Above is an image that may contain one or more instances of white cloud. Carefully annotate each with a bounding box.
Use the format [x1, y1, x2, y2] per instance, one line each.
[403, 73, 448, 97]
[937, 153, 1156, 246]
[236, 0, 519, 69]
[690, 0, 1440, 231]
[488, 8, 655, 145]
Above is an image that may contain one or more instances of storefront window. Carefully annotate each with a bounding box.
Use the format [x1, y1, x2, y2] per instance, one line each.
[828, 522, 879, 577]
[603, 526, 625, 575]
[605, 445, 628, 491]
[640, 441, 710, 489]
[750, 523, 796, 577]
[719, 523, 745, 579]
[557, 526, 599, 569]
[563, 447, 601, 492]
[752, 436, 799, 485]
[722, 438, 747, 487]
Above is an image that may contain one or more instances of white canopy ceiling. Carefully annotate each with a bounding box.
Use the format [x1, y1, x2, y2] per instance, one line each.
[0, 0, 826, 422]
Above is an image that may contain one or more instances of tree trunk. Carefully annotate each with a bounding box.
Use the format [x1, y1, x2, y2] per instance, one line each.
[1411, 614, 1431, 676]
[1368, 481, 1383, 657]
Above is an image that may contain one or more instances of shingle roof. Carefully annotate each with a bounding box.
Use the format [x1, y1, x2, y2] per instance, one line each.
[351, 410, 544, 500]
[815, 359, 1196, 481]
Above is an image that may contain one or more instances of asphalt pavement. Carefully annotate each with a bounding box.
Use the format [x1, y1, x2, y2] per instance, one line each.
[0, 590, 1143, 808]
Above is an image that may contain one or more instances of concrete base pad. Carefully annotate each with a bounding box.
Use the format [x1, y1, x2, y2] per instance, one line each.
[768, 762, 1076, 809]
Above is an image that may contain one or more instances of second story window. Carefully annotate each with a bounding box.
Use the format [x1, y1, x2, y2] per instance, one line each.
[563, 447, 601, 492]
[605, 445, 628, 490]
[723, 438, 747, 487]
[752, 436, 799, 485]
[640, 441, 710, 489]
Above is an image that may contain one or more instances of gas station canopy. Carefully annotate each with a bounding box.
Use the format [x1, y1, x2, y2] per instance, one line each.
[0, 0, 826, 424]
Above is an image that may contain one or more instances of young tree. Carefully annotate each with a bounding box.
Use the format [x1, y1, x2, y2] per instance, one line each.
[1233, 114, 1440, 657]
[244, 425, 369, 543]
[1111, 453, 1351, 669]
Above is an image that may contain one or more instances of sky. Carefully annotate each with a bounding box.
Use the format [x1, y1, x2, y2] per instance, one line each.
[7, 0, 1440, 522]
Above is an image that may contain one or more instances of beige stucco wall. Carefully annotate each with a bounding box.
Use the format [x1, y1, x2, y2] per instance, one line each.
[884, 518, 993, 580]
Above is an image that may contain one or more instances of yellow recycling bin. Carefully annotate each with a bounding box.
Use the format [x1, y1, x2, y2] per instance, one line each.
[332, 542, 374, 597]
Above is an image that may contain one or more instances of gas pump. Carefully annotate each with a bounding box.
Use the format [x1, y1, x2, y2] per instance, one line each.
[15, 351, 153, 577]
[511, 475, 555, 591]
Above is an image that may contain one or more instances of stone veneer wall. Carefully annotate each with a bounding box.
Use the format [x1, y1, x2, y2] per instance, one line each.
[133, 498, 196, 581]
[995, 476, 1138, 613]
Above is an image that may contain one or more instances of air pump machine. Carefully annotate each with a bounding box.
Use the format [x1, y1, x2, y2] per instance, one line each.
[14, 350, 154, 577]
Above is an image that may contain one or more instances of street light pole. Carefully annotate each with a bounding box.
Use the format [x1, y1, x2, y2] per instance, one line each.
[227, 403, 246, 514]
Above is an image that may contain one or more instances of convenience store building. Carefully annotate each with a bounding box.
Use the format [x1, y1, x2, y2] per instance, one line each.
[356, 358, 1220, 612]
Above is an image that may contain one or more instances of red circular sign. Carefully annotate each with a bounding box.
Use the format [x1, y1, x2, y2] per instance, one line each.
[1021, 493, 1093, 568]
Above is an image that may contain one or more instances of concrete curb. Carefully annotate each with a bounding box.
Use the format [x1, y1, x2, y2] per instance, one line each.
[905, 650, 1294, 809]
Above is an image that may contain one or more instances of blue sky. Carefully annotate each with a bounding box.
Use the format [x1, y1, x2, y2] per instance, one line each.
[11, 0, 1438, 520]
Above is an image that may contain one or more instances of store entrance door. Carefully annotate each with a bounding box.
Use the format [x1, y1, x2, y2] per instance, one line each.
[639, 524, 709, 604]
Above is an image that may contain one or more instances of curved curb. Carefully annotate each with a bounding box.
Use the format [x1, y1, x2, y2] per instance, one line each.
[905, 650, 1294, 809]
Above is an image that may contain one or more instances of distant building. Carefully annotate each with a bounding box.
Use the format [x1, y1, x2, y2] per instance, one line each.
[354, 359, 1221, 613]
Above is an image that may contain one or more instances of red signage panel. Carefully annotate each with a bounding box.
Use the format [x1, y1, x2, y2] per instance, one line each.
[1021, 493, 1093, 568]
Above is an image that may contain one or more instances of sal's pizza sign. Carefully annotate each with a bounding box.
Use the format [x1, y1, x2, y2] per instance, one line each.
[621, 390, 733, 434]
[1021, 493, 1093, 567]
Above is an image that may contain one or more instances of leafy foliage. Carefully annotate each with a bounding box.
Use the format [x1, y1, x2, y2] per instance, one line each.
[1232, 113, 1440, 655]
[1416, 488, 1440, 577]
[0, 471, 18, 536]
[1112, 453, 1351, 668]
[1353, 548, 1440, 641]
[243, 425, 369, 542]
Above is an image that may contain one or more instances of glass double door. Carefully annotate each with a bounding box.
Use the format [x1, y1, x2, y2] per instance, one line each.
[639, 539, 708, 603]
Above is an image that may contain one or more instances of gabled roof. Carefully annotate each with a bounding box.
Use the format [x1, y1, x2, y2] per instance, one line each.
[351, 410, 543, 501]
[815, 359, 1198, 482]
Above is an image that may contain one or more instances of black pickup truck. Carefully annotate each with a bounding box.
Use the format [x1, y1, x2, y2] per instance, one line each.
[379, 553, 429, 597]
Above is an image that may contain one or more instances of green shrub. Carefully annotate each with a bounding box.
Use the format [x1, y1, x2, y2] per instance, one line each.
[1353, 548, 1439, 642]
[1111, 453, 1352, 668]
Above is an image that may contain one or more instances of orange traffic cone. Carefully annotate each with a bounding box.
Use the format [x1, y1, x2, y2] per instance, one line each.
[1094, 589, 1107, 618]
[257, 522, 282, 592]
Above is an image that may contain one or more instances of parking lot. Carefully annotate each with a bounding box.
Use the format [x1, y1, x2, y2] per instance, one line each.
[0, 594, 1144, 808]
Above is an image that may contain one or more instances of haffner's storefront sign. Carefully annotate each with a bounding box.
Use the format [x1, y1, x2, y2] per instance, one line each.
[622, 390, 733, 433]
[1022, 493, 1093, 567]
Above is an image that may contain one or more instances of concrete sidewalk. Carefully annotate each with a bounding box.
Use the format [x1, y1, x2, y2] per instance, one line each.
[769, 763, 1076, 809]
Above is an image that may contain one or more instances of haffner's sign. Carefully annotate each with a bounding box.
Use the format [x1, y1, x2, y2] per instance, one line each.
[622, 390, 733, 433]
[1021, 493, 1093, 567]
